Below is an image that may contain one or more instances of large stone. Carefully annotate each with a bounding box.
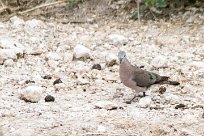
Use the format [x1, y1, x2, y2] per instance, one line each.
[19, 86, 44, 103]
[0, 36, 24, 64]
[95, 101, 118, 110]
[46, 52, 62, 61]
[0, 36, 24, 49]
[108, 34, 127, 44]
[0, 48, 24, 64]
[151, 56, 168, 68]
[105, 53, 118, 67]
[3, 59, 14, 66]
[189, 61, 204, 68]
[25, 19, 45, 28]
[10, 16, 25, 27]
[138, 97, 152, 108]
[73, 44, 91, 59]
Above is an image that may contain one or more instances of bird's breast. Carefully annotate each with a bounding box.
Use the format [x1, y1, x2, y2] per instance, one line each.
[119, 64, 132, 84]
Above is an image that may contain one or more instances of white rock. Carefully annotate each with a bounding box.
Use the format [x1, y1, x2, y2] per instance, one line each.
[189, 61, 204, 68]
[30, 48, 44, 55]
[19, 86, 44, 103]
[95, 101, 118, 110]
[0, 22, 5, 28]
[77, 77, 89, 85]
[3, 59, 14, 66]
[55, 83, 66, 90]
[108, 34, 127, 44]
[176, 52, 194, 58]
[105, 53, 118, 66]
[95, 79, 105, 85]
[26, 19, 45, 28]
[0, 36, 24, 49]
[0, 48, 24, 64]
[156, 36, 180, 45]
[11, 128, 34, 136]
[164, 93, 180, 104]
[63, 52, 73, 62]
[46, 52, 62, 61]
[47, 60, 59, 67]
[10, 16, 25, 27]
[104, 74, 118, 82]
[73, 44, 91, 59]
[97, 125, 106, 132]
[151, 56, 168, 68]
[139, 97, 152, 108]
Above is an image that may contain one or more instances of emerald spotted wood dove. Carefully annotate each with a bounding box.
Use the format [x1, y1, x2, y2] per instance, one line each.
[118, 51, 179, 103]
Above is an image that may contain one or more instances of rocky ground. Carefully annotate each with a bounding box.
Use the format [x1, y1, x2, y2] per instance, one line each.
[0, 15, 204, 136]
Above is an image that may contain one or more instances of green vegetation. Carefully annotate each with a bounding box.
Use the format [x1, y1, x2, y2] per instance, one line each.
[67, 0, 84, 9]
[130, 0, 198, 20]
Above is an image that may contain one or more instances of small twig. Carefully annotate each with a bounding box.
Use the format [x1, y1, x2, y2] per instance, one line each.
[19, 1, 66, 14]
[0, 0, 11, 14]
[0, 7, 7, 12]
[0, 0, 5, 7]
[136, 0, 141, 23]
[149, 8, 156, 20]
[16, 0, 21, 6]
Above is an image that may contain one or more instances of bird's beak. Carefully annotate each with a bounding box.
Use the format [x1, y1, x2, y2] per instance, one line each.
[119, 57, 124, 64]
[119, 59, 122, 64]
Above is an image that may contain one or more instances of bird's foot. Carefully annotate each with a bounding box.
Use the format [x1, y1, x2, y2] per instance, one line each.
[124, 92, 146, 104]
[124, 95, 138, 104]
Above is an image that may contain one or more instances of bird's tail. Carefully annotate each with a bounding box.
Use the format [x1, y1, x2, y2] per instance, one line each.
[155, 76, 169, 83]
[159, 76, 180, 85]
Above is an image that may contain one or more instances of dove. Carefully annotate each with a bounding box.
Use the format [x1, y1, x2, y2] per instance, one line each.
[118, 51, 179, 103]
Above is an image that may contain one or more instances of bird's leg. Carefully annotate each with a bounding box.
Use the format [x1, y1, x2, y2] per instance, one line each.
[125, 94, 137, 104]
[143, 92, 146, 97]
[125, 92, 146, 104]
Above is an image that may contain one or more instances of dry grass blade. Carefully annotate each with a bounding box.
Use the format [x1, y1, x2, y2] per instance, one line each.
[0, 0, 11, 14]
[19, 0, 66, 15]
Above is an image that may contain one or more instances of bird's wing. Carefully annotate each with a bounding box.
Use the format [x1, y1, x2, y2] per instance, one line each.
[131, 67, 159, 87]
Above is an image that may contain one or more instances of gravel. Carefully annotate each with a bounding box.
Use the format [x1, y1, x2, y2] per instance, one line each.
[0, 16, 204, 135]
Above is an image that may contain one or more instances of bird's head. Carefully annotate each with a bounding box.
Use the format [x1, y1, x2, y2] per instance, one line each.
[118, 51, 127, 64]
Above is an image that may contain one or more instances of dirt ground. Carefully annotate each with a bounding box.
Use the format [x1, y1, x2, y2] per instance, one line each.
[0, 1, 204, 136]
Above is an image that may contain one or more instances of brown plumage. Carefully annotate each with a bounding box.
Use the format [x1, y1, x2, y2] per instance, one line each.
[118, 51, 180, 103]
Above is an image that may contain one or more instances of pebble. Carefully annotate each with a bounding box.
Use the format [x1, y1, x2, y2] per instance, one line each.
[63, 52, 73, 62]
[46, 52, 62, 61]
[45, 95, 55, 102]
[25, 19, 45, 28]
[53, 78, 63, 85]
[0, 48, 24, 64]
[42, 75, 52, 80]
[159, 86, 166, 94]
[10, 16, 25, 27]
[138, 97, 152, 108]
[19, 86, 44, 103]
[73, 44, 91, 59]
[105, 53, 118, 67]
[151, 56, 168, 68]
[91, 64, 102, 70]
[189, 61, 204, 68]
[77, 77, 89, 85]
[11, 128, 34, 136]
[108, 34, 127, 44]
[175, 104, 186, 109]
[156, 35, 180, 45]
[3, 59, 14, 66]
[97, 125, 106, 132]
[95, 101, 118, 110]
[164, 93, 180, 104]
